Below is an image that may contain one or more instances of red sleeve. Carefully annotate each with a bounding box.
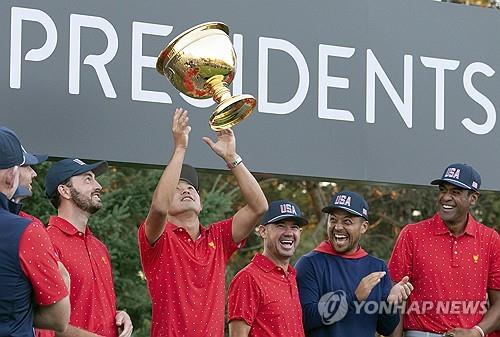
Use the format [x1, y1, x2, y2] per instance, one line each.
[227, 270, 261, 326]
[137, 222, 166, 264]
[211, 218, 246, 261]
[488, 230, 500, 290]
[19, 211, 44, 226]
[388, 225, 414, 283]
[19, 222, 69, 306]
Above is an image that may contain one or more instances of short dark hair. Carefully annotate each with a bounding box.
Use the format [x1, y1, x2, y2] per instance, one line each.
[49, 178, 72, 209]
[467, 189, 477, 196]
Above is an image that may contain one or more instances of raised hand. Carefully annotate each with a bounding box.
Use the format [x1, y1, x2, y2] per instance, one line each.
[172, 108, 191, 150]
[202, 128, 238, 162]
[387, 275, 414, 305]
[355, 271, 386, 301]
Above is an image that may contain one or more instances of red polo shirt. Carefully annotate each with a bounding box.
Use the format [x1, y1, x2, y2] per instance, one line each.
[138, 218, 241, 337]
[47, 216, 118, 337]
[18, 211, 60, 337]
[19, 211, 44, 226]
[228, 253, 305, 337]
[388, 213, 500, 334]
[19, 221, 68, 305]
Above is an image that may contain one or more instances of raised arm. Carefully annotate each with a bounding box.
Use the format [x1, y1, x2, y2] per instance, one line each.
[144, 108, 190, 244]
[203, 128, 267, 243]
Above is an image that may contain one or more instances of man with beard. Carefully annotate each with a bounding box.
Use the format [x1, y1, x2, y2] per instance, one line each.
[295, 191, 413, 337]
[45, 158, 133, 337]
[388, 163, 500, 337]
[228, 200, 308, 337]
[138, 108, 268, 337]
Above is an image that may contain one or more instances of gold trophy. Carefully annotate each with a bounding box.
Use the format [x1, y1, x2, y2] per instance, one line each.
[156, 22, 256, 131]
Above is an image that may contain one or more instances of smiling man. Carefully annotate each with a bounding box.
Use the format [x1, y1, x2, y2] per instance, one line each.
[388, 163, 500, 337]
[228, 200, 308, 337]
[296, 191, 412, 337]
[138, 108, 268, 337]
[45, 158, 133, 337]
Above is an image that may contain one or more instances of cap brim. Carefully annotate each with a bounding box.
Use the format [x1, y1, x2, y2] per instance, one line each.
[23, 153, 48, 166]
[430, 178, 474, 190]
[179, 178, 198, 190]
[74, 161, 108, 177]
[263, 214, 308, 226]
[322, 205, 368, 220]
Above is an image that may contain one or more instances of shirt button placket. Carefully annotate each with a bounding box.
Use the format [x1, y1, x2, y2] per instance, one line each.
[451, 239, 459, 267]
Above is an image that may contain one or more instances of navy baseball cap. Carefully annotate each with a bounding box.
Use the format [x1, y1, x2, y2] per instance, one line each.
[261, 200, 308, 226]
[322, 191, 369, 220]
[0, 126, 25, 169]
[21, 146, 48, 166]
[179, 164, 199, 191]
[431, 163, 481, 192]
[45, 158, 108, 198]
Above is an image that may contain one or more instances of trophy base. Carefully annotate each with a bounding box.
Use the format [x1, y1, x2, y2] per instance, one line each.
[209, 95, 256, 131]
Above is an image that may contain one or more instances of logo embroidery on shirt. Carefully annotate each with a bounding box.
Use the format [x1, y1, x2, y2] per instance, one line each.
[208, 241, 216, 249]
[473, 255, 479, 263]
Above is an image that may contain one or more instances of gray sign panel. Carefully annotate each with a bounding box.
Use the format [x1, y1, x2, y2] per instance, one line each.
[1, 0, 500, 189]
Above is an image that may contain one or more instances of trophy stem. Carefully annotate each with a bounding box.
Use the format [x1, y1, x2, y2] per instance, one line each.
[206, 75, 232, 104]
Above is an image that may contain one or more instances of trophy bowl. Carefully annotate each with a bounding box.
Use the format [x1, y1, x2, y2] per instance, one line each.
[156, 22, 256, 131]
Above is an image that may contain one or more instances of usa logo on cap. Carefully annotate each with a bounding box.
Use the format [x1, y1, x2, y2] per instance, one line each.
[280, 203, 298, 216]
[262, 200, 309, 226]
[431, 163, 481, 192]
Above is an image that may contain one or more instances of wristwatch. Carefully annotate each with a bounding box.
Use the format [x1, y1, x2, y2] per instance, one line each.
[226, 155, 243, 169]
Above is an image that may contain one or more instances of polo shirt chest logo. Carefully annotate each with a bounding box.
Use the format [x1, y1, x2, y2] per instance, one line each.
[208, 241, 216, 249]
[473, 255, 479, 263]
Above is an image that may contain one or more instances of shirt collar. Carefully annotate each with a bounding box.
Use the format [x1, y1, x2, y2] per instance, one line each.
[433, 213, 478, 237]
[252, 253, 295, 275]
[0, 192, 22, 214]
[167, 222, 206, 236]
[313, 240, 369, 259]
[49, 215, 92, 236]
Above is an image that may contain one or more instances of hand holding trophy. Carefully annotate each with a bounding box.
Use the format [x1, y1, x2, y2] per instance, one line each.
[156, 22, 256, 131]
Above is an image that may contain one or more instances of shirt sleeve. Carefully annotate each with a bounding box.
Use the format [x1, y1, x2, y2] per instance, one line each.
[137, 222, 166, 264]
[388, 225, 414, 283]
[376, 263, 401, 336]
[212, 218, 246, 261]
[488, 230, 500, 290]
[19, 222, 69, 306]
[227, 270, 260, 326]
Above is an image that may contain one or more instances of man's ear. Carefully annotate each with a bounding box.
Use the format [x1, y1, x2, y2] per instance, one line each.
[257, 225, 267, 239]
[469, 192, 479, 206]
[57, 184, 71, 200]
[360, 220, 369, 234]
[4, 166, 19, 189]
